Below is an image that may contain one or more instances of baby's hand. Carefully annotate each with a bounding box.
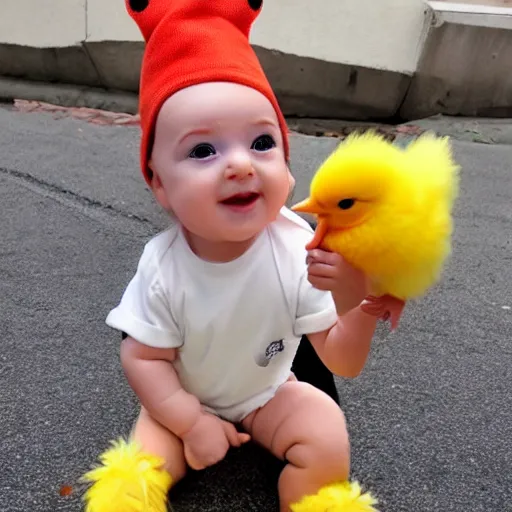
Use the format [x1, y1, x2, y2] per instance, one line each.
[181, 412, 250, 470]
[307, 249, 369, 316]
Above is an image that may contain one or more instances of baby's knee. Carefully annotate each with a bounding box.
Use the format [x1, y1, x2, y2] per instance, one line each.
[293, 428, 350, 480]
[282, 391, 350, 479]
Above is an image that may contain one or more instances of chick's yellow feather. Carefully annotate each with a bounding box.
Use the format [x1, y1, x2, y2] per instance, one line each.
[294, 131, 460, 300]
[290, 481, 379, 512]
[82, 438, 172, 512]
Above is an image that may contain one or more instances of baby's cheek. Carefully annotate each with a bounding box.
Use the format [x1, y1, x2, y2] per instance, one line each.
[273, 167, 294, 205]
[173, 189, 211, 221]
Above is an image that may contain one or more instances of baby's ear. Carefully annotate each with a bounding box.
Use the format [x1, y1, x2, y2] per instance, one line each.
[286, 167, 296, 204]
[287, 167, 296, 191]
[148, 162, 171, 211]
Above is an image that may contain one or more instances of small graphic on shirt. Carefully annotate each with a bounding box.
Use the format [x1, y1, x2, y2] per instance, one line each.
[255, 340, 285, 367]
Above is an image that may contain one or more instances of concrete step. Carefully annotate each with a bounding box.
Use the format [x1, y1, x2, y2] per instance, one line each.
[0, 0, 511, 120]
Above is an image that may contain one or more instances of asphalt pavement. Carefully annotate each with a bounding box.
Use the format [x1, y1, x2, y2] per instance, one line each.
[1, 104, 511, 512]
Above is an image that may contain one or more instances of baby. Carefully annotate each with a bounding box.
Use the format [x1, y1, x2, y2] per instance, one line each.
[93, 1, 380, 511]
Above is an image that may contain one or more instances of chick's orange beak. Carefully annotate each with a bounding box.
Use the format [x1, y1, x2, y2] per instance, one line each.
[291, 197, 328, 250]
[291, 197, 322, 214]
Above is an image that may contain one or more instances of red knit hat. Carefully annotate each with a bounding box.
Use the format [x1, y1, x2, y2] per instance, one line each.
[126, 0, 290, 185]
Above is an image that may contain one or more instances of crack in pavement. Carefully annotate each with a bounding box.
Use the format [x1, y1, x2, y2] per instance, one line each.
[0, 166, 159, 239]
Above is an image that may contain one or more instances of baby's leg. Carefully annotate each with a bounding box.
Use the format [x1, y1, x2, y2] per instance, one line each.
[242, 382, 349, 511]
[131, 406, 187, 485]
[83, 407, 187, 512]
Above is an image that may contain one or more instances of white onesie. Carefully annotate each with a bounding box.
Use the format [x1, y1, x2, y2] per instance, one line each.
[106, 207, 338, 423]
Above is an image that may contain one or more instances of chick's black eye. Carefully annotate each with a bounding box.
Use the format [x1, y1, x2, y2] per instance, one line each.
[129, 0, 149, 12]
[189, 144, 215, 159]
[338, 198, 355, 210]
[252, 134, 276, 152]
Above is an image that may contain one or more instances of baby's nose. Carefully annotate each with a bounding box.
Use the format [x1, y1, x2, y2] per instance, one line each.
[225, 152, 254, 180]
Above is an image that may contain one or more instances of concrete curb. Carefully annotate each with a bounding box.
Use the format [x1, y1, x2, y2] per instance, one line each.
[9, 98, 512, 147]
[0, 77, 138, 114]
[1, 3, 512, 121]
[0, 42, 412, 122]
[8, 98, 140, 125]
[401, 3, 512, 119]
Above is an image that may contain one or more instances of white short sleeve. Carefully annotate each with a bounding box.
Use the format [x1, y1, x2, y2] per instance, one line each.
[294, 271, 338, 336]
[105, 245, 183, 349]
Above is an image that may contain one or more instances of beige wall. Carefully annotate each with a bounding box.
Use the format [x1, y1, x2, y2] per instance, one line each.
[430, 1, 512, 28]
[0, 0, 431, 75]
[251, 0, 429, 74]
[86, 0, 141, 42]
[436, 0, 512, 5]
[0, 0, 86, 47]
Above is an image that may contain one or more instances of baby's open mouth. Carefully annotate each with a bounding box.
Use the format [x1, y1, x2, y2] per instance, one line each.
[221, 192, 260, 206]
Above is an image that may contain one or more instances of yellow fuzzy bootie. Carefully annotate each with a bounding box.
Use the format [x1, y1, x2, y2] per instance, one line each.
[82, 438, 173, 512]
[290, 481, 379, 512]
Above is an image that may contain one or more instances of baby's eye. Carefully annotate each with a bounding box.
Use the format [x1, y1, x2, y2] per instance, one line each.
[252, 134, 276, 152]
[189, 144, 216, 159]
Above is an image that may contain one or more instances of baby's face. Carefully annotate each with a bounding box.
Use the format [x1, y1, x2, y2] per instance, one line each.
[150, 82, 292, 244]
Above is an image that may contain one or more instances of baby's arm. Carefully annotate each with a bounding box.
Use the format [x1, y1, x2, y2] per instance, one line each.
[303, 248, 379, 378]
[120, 336, 201, 437]
[307, 307, 377, 378]
[120, 336, 250, 469]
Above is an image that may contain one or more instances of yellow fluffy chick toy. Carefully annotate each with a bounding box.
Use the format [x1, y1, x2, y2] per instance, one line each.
[82, 438, 173, 512]
[293, 131, 460, 330]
